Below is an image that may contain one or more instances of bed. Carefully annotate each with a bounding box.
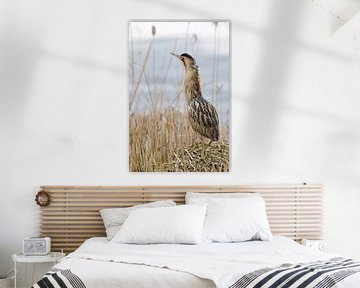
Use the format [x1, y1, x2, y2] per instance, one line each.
[33, 185, 360, 288]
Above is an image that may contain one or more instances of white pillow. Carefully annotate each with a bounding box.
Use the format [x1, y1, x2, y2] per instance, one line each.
[100, 200, 176, 240]
[111, 205, 207, 244]
[202, 197, 272, 243]
[186, 192, 259, 204]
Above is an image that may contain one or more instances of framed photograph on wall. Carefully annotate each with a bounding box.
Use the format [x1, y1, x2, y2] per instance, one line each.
[129, 20, 230, 172]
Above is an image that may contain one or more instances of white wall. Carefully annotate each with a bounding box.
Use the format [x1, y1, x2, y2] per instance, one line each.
[1, 0, 360, 285]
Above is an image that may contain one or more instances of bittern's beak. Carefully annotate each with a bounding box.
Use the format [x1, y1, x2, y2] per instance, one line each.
[170, 52, 182, 60]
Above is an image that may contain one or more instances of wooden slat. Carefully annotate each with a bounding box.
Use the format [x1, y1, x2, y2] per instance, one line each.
[39, 184, 323, 253]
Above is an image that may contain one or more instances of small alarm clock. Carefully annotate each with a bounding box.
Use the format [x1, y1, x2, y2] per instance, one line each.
[301, 239, 328, 252]
[23, 237, 51, 255]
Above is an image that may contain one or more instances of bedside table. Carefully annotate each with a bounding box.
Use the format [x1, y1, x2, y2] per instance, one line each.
[301, 239, 328, 252]
[12, 252, 65, 288]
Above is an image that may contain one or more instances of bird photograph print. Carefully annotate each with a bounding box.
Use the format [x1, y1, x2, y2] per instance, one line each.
[129, 21, 230, 172]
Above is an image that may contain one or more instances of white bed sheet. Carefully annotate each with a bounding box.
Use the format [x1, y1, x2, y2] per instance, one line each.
[54, 236, 360, 288]
[55, 258, 214, 288]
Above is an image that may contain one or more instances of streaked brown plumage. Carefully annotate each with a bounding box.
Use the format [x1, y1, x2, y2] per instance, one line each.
[171, 52, 219, 142]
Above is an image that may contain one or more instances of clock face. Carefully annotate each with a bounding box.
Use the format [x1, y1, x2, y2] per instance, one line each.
[36, 241, 45, 250]
[318, 242, 327, 252]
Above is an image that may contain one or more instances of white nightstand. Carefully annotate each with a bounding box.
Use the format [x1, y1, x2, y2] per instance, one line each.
[12, 252, 65, 288]
[301, 239, 328, 252]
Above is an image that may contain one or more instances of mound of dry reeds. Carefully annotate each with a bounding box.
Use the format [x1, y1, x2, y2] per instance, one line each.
[164, 142, 229, 172]
[129, 108, 229, 172]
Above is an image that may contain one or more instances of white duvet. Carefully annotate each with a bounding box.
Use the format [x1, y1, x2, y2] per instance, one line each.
[53, 237, 360, 288]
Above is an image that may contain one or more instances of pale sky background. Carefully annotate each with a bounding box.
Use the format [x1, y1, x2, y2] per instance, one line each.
[129, 21, 230, 54]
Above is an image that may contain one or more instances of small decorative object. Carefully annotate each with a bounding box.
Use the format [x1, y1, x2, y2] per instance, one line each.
[301, 239, 328, 252]
[22, 237, 51, 255]
[35, 190, 51, 207]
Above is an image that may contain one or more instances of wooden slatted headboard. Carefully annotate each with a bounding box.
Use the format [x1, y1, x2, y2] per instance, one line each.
[39, 184, 323, 253]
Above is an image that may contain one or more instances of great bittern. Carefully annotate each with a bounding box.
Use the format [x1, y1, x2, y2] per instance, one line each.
[171, 52, 219, 144]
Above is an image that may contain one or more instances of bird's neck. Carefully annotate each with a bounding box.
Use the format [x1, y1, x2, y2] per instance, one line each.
[183, 67, 202, 103]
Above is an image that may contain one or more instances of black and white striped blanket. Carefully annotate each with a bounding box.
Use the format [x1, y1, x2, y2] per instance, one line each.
[32, 258, 360, 288]
[32, 268, 86, 288]
[229, 257, 360, 288]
